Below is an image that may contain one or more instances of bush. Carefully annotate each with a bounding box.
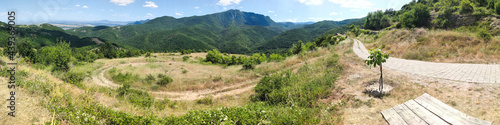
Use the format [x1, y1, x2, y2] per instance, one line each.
[364, 10, 391, 30]
[291, 40, 305, 55]
[157, 74, 173, 86]
[242, 61, 254, 70]
[126, 89, 154, 108]
[195, 96, 213, 105]
[143, 74, 156, 84]
[182, 56, 190, 61]
[182, 69, 188, 74]
[400, 3, 430, 28]
[460, 0, 474, 14]
[111, 72, 140, 83]
[62, 71, 87, 88]
[496, 1, 500, 15]
[477, 28, 492, 41]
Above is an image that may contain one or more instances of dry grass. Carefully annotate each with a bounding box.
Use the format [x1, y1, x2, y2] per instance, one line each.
[362, 28, 500, 64]
[331, 39, 500, 124]
[103, 58, 255, 92]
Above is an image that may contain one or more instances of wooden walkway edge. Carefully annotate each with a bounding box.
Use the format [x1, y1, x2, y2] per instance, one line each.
[381, 93, 492, 125]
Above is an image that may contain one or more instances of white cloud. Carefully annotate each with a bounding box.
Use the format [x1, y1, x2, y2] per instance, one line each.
[286, 19, 297, 22]
[268, 10, 274, 13]
[194, 6, 200, 9]
[110, 0, 134, 6]
[223, 7, 228, 10]
[110, 10, 114, 11]
[175, 13, 182, 16]
[350, 9, 360, 11]
[328, 0, 373, 9]
[75, 4, 80, 7]
[217, 0, 242, 6]
[298, 0, 324, 5]
[329, 12, 338, 16]
[143, 1, 158, 8]
[289, 10, 293, 12]
[309, 17, 334, 21]
[146, 13, 153, 17]
[82, 5, 88, 8]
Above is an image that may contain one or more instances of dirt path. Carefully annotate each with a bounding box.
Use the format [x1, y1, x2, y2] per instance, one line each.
[353, 39, 500, 84]
[91, 62, 259, 100]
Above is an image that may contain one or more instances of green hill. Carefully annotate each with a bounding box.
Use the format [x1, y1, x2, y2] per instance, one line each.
[0, 23, 97, 48]
[67, 9, 359, 54]
[255, 19, 361, 51]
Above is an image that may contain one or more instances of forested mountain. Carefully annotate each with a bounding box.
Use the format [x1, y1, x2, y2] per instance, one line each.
[68, 9, 288, 53]
[68, 9, 360, 54]
[0, 22, 98, 48]
[255, 18, 361, 52]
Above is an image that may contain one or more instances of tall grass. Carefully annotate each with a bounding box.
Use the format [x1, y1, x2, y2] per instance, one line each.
[363, 28, 500, 63]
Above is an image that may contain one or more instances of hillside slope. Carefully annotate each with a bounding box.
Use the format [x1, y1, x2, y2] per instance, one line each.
[255, 18, 362, 51]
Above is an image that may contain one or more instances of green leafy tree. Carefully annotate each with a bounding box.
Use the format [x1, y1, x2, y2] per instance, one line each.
[52, 40, 72, 72]
[17, 40, 36, 62]
[364, 10, 391, 30]
[364, 47, 390, 97]
[400, 3, 430, 28]
[100, 42, 117, 59]
[496, 1, 500, 14]
[460, 0, 474, 14]
[291, 40, 305, 55]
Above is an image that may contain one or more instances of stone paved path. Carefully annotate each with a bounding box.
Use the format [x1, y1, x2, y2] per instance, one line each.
[352, 39, 500, 84]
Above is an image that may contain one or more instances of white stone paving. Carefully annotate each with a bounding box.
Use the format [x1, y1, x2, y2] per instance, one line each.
[352, 39, 500, 84]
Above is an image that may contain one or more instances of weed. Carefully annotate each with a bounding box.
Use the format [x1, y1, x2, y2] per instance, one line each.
[212, 75, 222, 82]
[196, 96, 214, 105]
[157, 74, 173, 86]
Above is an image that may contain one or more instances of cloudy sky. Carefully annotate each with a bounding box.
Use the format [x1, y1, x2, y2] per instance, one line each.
[1, 0, 412, 24]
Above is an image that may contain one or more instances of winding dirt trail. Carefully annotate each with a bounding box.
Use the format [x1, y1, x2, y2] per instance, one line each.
[91, 62, 259, 100]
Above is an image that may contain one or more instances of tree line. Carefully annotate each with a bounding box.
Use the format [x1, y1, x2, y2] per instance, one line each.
[11, 39, 143, 72]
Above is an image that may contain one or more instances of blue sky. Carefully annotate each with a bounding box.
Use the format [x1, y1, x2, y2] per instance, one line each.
[1, 0, 412, 24]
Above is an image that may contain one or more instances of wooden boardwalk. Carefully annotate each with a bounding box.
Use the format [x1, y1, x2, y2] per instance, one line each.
[381, 93, 492, 125]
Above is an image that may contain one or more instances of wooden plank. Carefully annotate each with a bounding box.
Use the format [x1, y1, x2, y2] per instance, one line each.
[415, 93, 492, 125]
[403, 100, 449, 125]
[418, 93, 491, 125]
[414, 94, 472, 124]
[381, 108, 409, 125]
[392, 103, 428, 125]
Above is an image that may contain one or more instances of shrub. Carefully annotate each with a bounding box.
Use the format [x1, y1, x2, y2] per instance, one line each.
[477, 28, 492, 41]
[496, 1, 500, 15]
[111, 72, 140, 83]
[269, 53, 284, 61]
[400, 3, 430, 28]
[182, 69, 188, 74]
[460, 0, 474, 14]
[182, 56, 190, 61]
[157, 75, 173, 86]
[195, 96, 213, 105]
[291, 40, 305, 55]
[242, 61, 254, 70]
[127, 89, 154, 108]
[144, 74, 156, 84]
[62, 71, 87, 88]
[150, 85, 159, 90]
